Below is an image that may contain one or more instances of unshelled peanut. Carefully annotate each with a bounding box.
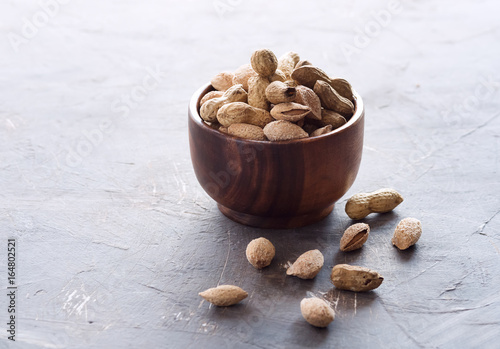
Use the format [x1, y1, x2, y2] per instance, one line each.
[331, 264, 384, 292]
[265, 81, 296, 104]
[217, 102, 273, 128]
[199, 285, 248, 306]
[211, 71, 235, 91]
[286, 249, 324, 279]
[263, 120, 309, 141]
[345, 188, 404, 220]
[200, 84, 247, 122]
[270, 103, 311, 122]
[300, 297, 335, 328]
[246, 237, 275, 268]
[200, 49, 357, 141]
[228, 123, 266, 141]
[248, 75, 271, 111]
[251, 49, 278, 78]
[392, 218, 422, 250]
[340, 223, 370, 251]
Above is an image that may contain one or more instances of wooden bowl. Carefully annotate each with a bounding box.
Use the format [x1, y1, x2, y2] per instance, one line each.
[188, 83, 365, 228]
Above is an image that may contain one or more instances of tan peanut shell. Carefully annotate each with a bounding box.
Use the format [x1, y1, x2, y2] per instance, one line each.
[200, 84, 248, 122]
[211, 71, 235, 91]
[345, 188, 404, 220]
[340, 223, 370, 251]
[300, 297, 335, 328]
[277, 51, 300, 79]
[302, 123, 319, 135]
[263, 120, 309, 141]
[217, 102, 273, 128]
[314, 80, 354, 117]
[228, 123, 266, 141]
[200, 90, 224, 106]
[248, 75, 271, 111]
[330, 264, 383, 292]
[294, 85, 322, 120]
[310, 125, 332, 137]
[270, 103, 311, 122]
[271, 69, 286, 82]
[291, 65, 331, 89]
[251, 49, 278, 78]
[392, 218, 422, 250]
[286, 249, 324, 279]
[246, 237, 275, 268]
[295, 60, 313, 68]
[265, 81, 296, 104]
[330, 78, 355, 104]
[233, 64, 257, 91]
[291, 66, 355, 103]
[320, 109, 347, 129]
[199, 285, 248, 306]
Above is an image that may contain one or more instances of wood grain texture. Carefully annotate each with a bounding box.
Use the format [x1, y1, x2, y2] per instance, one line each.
[0, 1, 499, 348]
[189, 84, 364, 228]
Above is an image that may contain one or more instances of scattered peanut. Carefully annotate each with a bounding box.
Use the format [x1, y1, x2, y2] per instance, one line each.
[265, 81, 297, 104]
[286, 249, 324, 279]
[270, 102, 311, 122]
[199, 285, 248, 306]
[245, 237, 275, 268]
[263, 120, 309, 141]
[345, 188, 404, 220]
[300, 297, 335, 328]
[340, 223, 370, 252]
[211, 71, 235, 91]
[392, 218, 422, 250]
[331, 264, 384, 292]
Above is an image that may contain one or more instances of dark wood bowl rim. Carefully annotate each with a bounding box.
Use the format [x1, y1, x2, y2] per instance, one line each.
[189, 83, 364, 144]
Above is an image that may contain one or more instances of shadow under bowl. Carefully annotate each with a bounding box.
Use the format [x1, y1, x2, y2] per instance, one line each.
[188, 83, 365, 229]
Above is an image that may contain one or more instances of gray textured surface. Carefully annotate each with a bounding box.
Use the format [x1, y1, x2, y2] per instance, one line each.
[1, 0, 499, 348]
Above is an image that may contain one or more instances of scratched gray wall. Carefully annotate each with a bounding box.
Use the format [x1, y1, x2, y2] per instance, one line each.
[1, 0, 499, 348]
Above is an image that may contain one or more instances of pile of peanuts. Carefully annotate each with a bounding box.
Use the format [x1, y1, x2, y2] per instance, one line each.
[199, 49, 356, 141]
[199, 188, 423, 328]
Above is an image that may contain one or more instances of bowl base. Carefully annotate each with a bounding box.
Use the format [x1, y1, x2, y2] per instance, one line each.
[217, 204, 334, 229]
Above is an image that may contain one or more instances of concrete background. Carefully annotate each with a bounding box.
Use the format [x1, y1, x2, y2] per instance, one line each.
[1, 0, 499, 348]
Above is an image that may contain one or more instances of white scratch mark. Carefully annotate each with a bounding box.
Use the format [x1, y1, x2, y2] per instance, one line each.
[92, 240, 130, 250]
[6, 118, 16, 130]
[354, 293, 357, 315]
[216, 231, 231, 287]
[198, 299, 205, 308]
